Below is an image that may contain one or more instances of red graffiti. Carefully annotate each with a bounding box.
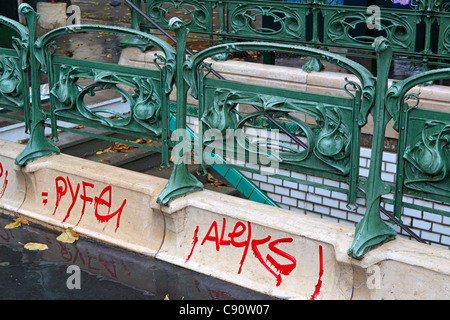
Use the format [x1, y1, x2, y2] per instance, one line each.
[42, 192, 48, 205]
[0, 161, 9, 199]
[185, 226, 199, 263]
[186, 218, 297, 287]
[48, 176, 127, 232]
[310, 245, 324, 300]
[94, 185, 127, 232]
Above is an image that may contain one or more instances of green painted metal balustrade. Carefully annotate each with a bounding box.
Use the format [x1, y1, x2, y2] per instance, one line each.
[127, 0, 450, 71]
[386, 68, 450, 221]
[0, 3, 448, 260]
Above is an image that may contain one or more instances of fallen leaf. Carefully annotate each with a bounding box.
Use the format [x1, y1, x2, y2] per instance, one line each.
[164, 294, 170, 300]
[5, 217, 28, 229]
[106, 53, 113, 59]
[207, 173, 226, 187]
[56, 227, 79, 244]
[21, 242, 48, 251]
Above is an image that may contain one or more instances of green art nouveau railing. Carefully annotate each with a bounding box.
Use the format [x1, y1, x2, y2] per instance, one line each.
[155, 35, 403, 259]
[0, 11, 31, 134]
[4, 4, 177, 167]
[126, 0, 450, 72]
[386, 69, 450, 221]
[0, 4, 448, 260]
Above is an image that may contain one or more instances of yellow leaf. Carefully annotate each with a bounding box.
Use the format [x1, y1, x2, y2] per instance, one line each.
[164, 294, 170, 300]
[56, 228, 79, 244]
[4, 217, 28, 229]
[22, 242, 48, 251]
[106, 54, 113, 59]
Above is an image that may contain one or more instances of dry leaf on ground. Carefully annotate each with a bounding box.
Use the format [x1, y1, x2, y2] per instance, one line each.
[4, 217, 29, 229]
[207, 173, 226, 188]
[99, 139, 153, 154]
[21, 242, 49, 251]
[56, 227, 79, 244]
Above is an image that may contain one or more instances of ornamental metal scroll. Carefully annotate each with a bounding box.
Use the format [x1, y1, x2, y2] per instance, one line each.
[184, 42, 376, 125]
[144, 0, 214, 33]
[170, 41, 377, 209]
[0, 13, 31, 133]
[199, 86, 356, 177]
[403, 120, 449, 195]
[13, 4, 178, 167]
[385, 68, 450, 220]
[38, 24, 176, 167]
[321, 7, 418, 52]
[135, 0, 450, 71]
[227, 3, 308, 42]
[49, 64, 166, 137]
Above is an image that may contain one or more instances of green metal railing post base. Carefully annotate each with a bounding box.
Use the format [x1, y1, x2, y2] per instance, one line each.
[157, 163, 204, 205]
[347, 214, 396, 259]
[15, 127, 60, 166]
[302, 57, 325, 73]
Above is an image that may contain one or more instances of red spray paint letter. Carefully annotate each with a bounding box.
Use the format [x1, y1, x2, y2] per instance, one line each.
[53, 176, 67, 215]
[310, 245, 324, 300]
[62, 177, 80, 223]
[94, 185, 127, 232]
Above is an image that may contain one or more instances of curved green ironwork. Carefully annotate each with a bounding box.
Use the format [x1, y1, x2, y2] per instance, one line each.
[386, 67, 450, 222]
[170, 41, 375, 210]
[183, 42, 376, 126]
[15, 4, 177, 167]
[135, 0, 450, 70]
[0, 10, 31, 133]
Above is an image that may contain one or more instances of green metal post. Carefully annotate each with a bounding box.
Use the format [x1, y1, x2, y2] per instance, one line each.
[302, 0, 324, 72]
[121, 0, 152, 50]
[347, 37, 396, 259]
[15, 4, 60, 166]
[157, 18, 203, 205]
